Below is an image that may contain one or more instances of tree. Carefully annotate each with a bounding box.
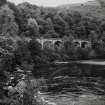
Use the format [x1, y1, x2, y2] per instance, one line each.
[0, 4, 20, 94]
[26, 18, 39, 37]
[61, 12, 74, 29]
[44, 18, 59, 38]
[45, 30, 59, 38]
[7, 2, 24, 34]
[0, 4, 19, 36]
[0, 0, 7, 6]
[0, 4, 19, 70]
[38, 18, 47, 35]
[14, 39, 33, 71]
[17, 2, 40, 19]
[71, 11, 82, 24]
[97, 0, 105, 7]
[53, 15, 68, 37]
[38, 18, 58, 37]
[89, 30, 98, 43]
[0, 4, 19, 68]
[28, 39, 42, 65]
[73, 22, 86, 39]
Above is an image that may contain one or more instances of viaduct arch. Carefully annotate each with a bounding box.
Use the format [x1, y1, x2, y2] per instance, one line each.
[36, 38, 91, 49]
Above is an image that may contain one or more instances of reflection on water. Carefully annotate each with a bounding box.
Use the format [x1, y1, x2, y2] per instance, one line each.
[36, 64, 105, 105]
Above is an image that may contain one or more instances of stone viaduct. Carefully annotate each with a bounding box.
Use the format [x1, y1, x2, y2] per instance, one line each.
[36, 38, 91, 49]
[36, 38, 63, 49]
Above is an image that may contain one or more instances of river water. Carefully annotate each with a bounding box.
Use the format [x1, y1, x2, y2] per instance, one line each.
[36, 63, 105, 105]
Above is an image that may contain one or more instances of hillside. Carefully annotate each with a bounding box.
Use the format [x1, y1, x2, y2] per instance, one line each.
[84, 0, 100, 6]
[57, 0, 105, 20]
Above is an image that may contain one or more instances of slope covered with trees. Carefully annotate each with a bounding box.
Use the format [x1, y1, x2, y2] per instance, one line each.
[1, 0, 105, 103]
[0, 0, 105, 95]
[0, 0, 105, 72]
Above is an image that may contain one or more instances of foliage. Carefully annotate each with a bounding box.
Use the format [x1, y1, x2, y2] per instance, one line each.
[28, 38, 42, 63]
[14, 39, 33, 71]
[0, 1, 105, 69]
[26, 18, 39, 37]
[0, 0, 7, 6]
[14, 1, 105, 60]
[0, 3, 20, 73]
[0, 4, 18, 36]
[1, 0, 105, 103]
[97, 0, 105, 7]
[0, 3, 20, 104]
[1, 70, 47, 105]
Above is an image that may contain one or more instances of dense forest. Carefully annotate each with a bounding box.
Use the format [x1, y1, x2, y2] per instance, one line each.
[0, 0, 105, 104]
[0, 0, 104, 83]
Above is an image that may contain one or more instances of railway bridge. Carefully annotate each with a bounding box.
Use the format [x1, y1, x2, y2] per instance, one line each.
[36, 38, 91, 49]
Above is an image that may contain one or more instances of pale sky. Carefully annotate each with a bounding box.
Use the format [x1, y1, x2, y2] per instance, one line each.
[8, 0, 94, 7]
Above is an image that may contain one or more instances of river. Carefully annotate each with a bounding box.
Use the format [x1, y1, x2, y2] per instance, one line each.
[35, 63, 105, 105]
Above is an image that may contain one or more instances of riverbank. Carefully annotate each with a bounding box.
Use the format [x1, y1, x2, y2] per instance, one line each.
[55, 60, 105, 66]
